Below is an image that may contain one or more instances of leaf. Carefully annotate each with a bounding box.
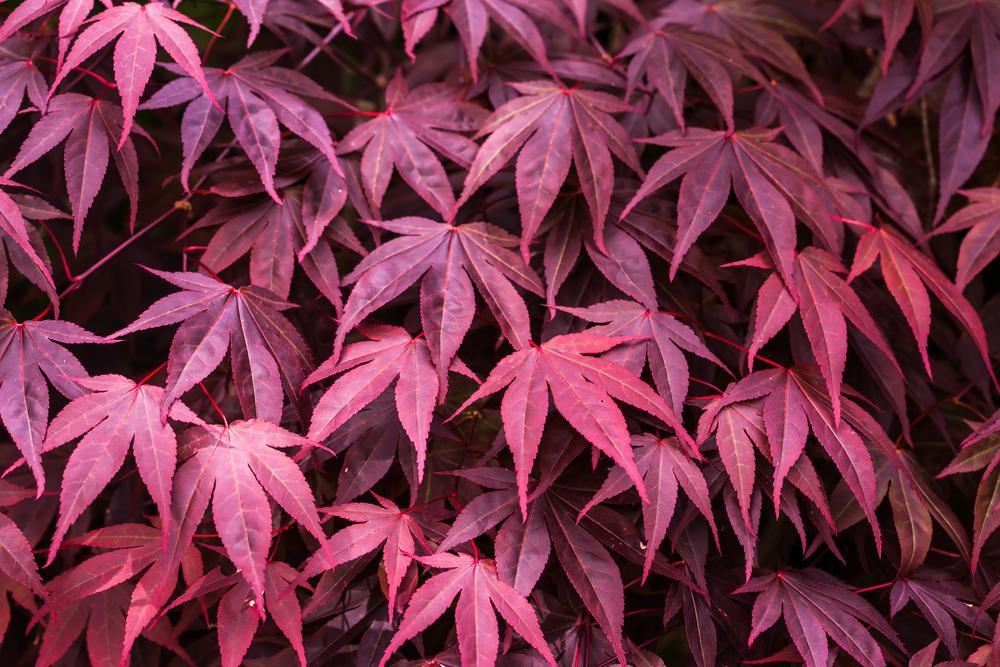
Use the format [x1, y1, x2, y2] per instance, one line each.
[338, 73, 485, 217]
[737, 568, 897, 667]
[934, 187, 1000, 288]
[934, 65, 991, 224]
[457, 81, 641, 254]
[451, 332, 692, 516]
[849, 225, 996, 386]
[300, 497, 427, 621]
[700, 366, 893, 545]
[305, 324, 442, 480]
[578, 434, 716, 581]
[0, 38, 47, 136]
[111, 269, 312, 422]
[972, 457, 1000, 571]
[620, 22, 759, 130]
[170, 418, 326, 610]
[213, 562, 306, 667]
[43, 374, 195, 561]
[891, 575, 993, 657]
[0, 183, 58, 311]
[0, 311, 105, 494]
[0, 512, 44, 598]
[621, 128, 841, 285]
[543, 495, 626, 665]
[333, 216, 542, 391]
[793, 247, 900, 424]
[378, 553, 555, 667]
[184, 183, 348, 308]
[402, 0, 552, 78]
[140, 50, 339, 199]
[50, 2, 215, 144]
[3, 94, 141, 248]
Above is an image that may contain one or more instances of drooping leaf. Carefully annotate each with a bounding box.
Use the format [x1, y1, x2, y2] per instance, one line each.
[140, 50, 341, 200]
[737, 568, 901, 667]
[338, 72, 485, 218]
[0, 311, 104, 494]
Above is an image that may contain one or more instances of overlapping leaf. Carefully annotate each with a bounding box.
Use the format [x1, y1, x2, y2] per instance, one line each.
[934, 187, 1000, 288]
[338, 73, 485, 218]
[42, 374, 197, 560]
[110, 269, 312, 422]
[736, 568, 901, 667]
[299, 496, 428, 620]
[333, 216, 543, 389]
[562, 299, 726, 416]
[621, 128, 849, 283]
[3, 94, 141, 249]
[49, 2, 215, 143]
[140, 50, 340, 200]
[168, 418, 327, 611]
[457, 80, 643, 255]
[0, 311, 104, 494]
[377, 552, 556, 667]
[450, 332, 692, 515]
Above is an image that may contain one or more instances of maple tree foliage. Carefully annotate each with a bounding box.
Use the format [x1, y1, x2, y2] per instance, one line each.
[0, 0, 998, 663]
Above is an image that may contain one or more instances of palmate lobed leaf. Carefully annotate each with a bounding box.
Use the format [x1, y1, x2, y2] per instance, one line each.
[458, 80, 643, 256]
[377, 552, 556, 667]
[3, 94, 142, 250]
[48, 2, 216, 145]
[736, 567, 902, 667]
[331, 215, 542, 391]
[110, 268, 313, 423]
[338, 72, 486, 218]
[450, 332, 693, 517]
[140, 50, 341, 201]
[168, 418, 327, 612]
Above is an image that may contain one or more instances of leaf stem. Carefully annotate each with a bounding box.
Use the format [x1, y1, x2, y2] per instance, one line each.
[36, 218, 74, 282]
[136, 361, 168, 387]
[853, 580, 894, 594]
[201, 3, 235, 62]
[35, 55, 116, 88]
[701, 331, 785, 370]
[59, 206, 181, 299]
[199, 381, 228, 426]
[831, 215, 877, 231]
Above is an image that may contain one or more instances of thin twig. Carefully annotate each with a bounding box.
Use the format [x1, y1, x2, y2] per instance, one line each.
[920, 96, 937, 222]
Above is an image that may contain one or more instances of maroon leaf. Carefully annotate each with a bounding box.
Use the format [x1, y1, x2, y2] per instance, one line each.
[170, 418, 326, 610]
[378, 553, 555, 667]
[43, 374, 195, 560]
[457, 81, 642, 254]
[451, 332, 692, 515]
[50, 2, 216, 144]
[339, 73, 485, 217]
[333, 216, 542, 389]
[140, 50, 340, 199]
[3, 94, 141, 248]
[111, 269, 312, 422]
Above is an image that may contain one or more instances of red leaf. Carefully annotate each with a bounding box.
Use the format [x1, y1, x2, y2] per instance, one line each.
[51, 3, 215, 145]
[112, 269, 312, 422]
[452, 332, 692, 515]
